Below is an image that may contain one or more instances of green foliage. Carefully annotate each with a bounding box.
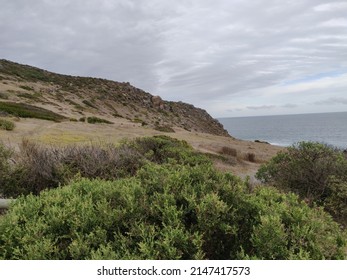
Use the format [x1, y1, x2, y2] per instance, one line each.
[1, 137, 346, 260]
[256, 141, 347, 226]
[17, 92, 42, 101]
[19, 85, 34, 91]
[0, 101, 66, 122]
[82, 99, 98, 109]
[0, 164, 345, 260]
[0, 136, 207, 197]
[87, 116, 113, 124]
[130, 135, 209, 166]
[0, 118, 15, 131]
[154, 125, 175, 133]
[0, 143, 13, 183]
[0, 60, 50, 82]
[325, 177, 347, 225]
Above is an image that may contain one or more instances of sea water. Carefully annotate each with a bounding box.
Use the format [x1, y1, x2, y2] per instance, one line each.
[219, 111, 347, 148]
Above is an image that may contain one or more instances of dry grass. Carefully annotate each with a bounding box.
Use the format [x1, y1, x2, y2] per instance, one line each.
[0, 118, 284, 178]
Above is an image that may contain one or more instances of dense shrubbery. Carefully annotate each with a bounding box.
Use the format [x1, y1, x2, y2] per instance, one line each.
[256, 142, 347, 225]
[87, 116, 113, 124]
[0, 163, 345, 260]
[0, 136, 209, 197]
[0, 137, 346, 260]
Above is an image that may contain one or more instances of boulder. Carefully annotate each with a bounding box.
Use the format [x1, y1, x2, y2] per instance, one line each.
[151, 95, 164, 109]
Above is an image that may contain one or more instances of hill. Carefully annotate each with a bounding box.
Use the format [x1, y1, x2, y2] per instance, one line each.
[0, 59, 283, 178]
[0, 59, 228, 136]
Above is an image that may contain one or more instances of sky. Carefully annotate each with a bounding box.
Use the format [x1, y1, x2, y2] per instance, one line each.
[1, 0, 347, 118]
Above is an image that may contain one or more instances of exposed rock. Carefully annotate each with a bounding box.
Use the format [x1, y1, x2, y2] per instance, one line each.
[254, 140, 270, 144]
[151, 95, 164, 109]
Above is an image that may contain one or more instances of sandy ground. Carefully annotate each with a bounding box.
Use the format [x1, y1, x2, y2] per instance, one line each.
[0, 117, 284, 178]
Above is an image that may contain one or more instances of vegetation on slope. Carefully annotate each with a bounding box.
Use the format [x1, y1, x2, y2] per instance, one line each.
[0, 59, 229, 136]
[0, 101, 66, 122]
[0, 118, 15, 131]
[0, 137, 346, 260]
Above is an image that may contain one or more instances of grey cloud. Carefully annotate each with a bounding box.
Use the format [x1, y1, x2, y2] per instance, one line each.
[282, 104, 298, 108]
[247, 105, 276, 110]
[314, 97, 347, 105]
[1, 0, 346, 116]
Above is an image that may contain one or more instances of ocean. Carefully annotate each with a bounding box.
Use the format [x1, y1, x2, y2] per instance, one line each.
[219, 111, 347, 149]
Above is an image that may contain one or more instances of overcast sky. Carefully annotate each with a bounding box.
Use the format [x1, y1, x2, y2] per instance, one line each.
[1, 0, 347, 117]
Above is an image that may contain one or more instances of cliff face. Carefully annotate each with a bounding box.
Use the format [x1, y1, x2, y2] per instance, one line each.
[0, 59, 230, 137]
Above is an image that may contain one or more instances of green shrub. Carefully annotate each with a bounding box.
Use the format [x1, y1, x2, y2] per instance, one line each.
[0, 143, 13, 183]
[130, 135, 208, 166]
[87, 116, 113, 124]
[82, 99, 98, 109]
[17, 92, 42, 101]
[256, 142, 347, 201]
[325, 177, 347, 225]
[154, 125, 175, 133]
[0, 136, 201, 197]
[0, 101, 65, 122]
[0, 119, 15, 131]
[256, 142, 347, 226]
[19, 85, 34, 91]
[0, 164, 345, 260]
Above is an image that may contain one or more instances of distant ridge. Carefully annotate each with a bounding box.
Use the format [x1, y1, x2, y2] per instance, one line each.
[0, 59, 229, 137]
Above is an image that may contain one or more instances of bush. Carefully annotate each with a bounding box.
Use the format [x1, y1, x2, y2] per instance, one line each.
[82, 99, 98, 109]
[130, 135, 209, 166]
[0, 143, 13, 186]
[0, 140, 145, 197]
[256, 142, 347, 225]
[0, 101, 66, 122]
[245, 152, 255, 162]
[0, 119, 15, 131]
[154, 125, 175, 133]
[87, 116, 113, 124]
[220, 146, 237, 157]
[325, 177, 347, 225]
[19, 85, 34, 91]
[0, 136, 207, 197]
[0, 164, 345, 260]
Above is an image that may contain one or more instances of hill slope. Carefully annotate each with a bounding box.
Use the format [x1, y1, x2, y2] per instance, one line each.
[0, 59, 229, 136]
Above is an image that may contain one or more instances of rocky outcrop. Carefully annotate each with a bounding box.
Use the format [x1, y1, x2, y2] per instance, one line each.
[151, 95, 164, 110]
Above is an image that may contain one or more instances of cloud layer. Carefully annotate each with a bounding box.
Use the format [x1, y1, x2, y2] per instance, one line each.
[1, 0, 347, 117]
